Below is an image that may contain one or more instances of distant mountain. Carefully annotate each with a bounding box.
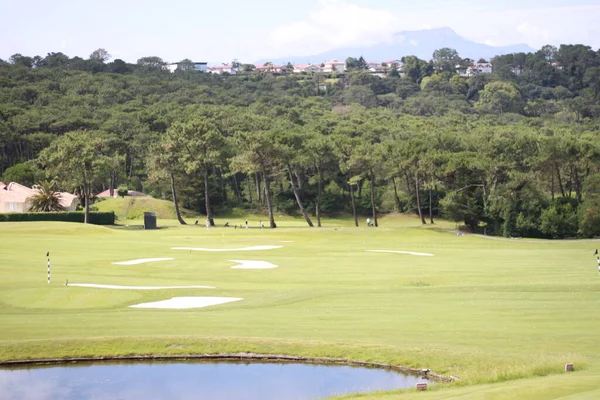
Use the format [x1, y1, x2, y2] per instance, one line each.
[256, 27, 534, 65]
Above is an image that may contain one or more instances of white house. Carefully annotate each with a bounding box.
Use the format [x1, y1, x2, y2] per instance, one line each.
[322, 60, 346, 73]
[474, 62, 493, 74]
[167, 62, 208, 73]
[464, 62, 493, 77]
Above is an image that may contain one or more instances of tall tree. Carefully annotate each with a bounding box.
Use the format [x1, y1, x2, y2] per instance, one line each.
[166, 118, 226, 226]
[38, 131, 112, 223]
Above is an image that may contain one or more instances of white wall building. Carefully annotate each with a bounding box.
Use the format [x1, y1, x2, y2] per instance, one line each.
[322, 60, 346, 73]
[167, 62, 208, 73]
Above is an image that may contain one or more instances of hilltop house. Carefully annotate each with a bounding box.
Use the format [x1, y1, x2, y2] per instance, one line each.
[167, 61, 208, 73]
[293, 64, 323, 73]
[322, 60, 346, 73]
[0, 182, 78, 213]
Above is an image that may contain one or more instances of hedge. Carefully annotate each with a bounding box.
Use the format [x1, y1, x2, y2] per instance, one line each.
[0, 212, 115, 225]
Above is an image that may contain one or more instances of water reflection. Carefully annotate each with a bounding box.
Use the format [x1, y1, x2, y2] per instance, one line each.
[0, 361, 428, 400]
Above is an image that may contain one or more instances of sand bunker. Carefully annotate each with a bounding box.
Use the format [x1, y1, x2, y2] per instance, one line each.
[129, 296, 243, 309]
[172, 246, 282, 252]
[229, 260, 278, 269]
[112, 258, 175, 265]
[68, 284, 215, 290]
[367, 250, 435, 257]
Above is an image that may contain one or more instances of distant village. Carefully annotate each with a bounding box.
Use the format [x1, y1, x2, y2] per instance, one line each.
[167, 59, 503, 78]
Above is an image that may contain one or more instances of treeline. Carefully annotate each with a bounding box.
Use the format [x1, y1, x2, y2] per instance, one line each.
[1, 45, 600, 237]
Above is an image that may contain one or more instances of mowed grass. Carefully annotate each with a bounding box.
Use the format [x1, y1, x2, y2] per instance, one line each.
[1, 214, 600, 399]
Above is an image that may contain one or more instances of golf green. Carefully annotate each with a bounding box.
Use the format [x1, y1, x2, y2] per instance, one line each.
[1, 215, 599, 399]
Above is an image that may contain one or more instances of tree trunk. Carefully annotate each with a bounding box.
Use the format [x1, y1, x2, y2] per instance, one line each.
[170, 172, 187, 225]
[555, 165, 565, 198]
[263, 171, 276, 228]
[218, 167, 227, 203]
[349, 179, 358, 227]
[392, 177, 401, 212]
[415, 172, 426, 225]
[84, 180, 90, 224]
[288, 165, 314, 227]
[429, 186, 434, 224]
[255, 172, 262, 205]
[247, 175, 253, 203]
[204, 167, 215, 226]
[109, 171, 115, 197]
[369, 171, 378, 227]
[232, 174, 241, 202]
[316, 165, 322, 227]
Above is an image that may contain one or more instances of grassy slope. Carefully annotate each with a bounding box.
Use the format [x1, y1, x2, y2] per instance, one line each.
[0, 215, 599, 399]
[94, 197, 197, 220]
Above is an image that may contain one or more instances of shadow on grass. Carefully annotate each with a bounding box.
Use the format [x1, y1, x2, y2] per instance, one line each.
[108, 224, 171, 231]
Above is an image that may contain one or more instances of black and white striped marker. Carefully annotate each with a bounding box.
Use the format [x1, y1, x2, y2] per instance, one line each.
[46, 251, 50, 284]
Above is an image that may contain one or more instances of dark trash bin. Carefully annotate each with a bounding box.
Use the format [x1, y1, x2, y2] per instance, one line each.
[144, 212, 157, 230]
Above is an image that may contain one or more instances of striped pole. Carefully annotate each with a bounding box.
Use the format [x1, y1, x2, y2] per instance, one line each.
[47, 251, 50, 284]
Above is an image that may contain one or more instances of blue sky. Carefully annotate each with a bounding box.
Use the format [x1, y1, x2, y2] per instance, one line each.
[1, 0, 599, 64]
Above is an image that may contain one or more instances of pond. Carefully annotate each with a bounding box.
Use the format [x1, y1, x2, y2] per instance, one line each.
[0, 361, 430, 400]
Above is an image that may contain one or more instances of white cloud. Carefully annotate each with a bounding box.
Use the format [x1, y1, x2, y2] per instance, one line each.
[267, 0, 400, 56]
[260, 1, 600, 61]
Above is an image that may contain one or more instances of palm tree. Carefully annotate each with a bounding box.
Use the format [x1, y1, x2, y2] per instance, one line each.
[29, 180, 66, 212]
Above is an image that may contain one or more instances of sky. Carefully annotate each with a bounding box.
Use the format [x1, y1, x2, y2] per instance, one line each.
[1, 0, 599, 64]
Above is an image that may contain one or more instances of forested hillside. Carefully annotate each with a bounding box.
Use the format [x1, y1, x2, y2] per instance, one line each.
[1, 44, 600, 238]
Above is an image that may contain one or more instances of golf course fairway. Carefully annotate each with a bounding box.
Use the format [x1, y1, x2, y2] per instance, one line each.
[1, 215, 599, 399]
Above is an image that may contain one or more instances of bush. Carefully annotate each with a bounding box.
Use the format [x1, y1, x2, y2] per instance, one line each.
[116, 185, 129, 198]
[0, 212, 115, 225]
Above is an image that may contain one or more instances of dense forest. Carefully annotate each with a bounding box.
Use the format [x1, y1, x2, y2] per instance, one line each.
[1, 44, 600, 237]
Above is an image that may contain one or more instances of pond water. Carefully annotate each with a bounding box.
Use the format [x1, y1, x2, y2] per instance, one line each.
[0, 361, 429, 400]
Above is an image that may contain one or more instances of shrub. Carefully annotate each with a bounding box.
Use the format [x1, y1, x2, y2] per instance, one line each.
[116, 185, 129, 198]
[0, 212, 115, 225]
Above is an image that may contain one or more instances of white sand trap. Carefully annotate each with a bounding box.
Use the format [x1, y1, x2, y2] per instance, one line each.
[229, 260, 278, 269]
[68, 284, 215, 290]
[172, 246, 282, 252]
[129, 296, 243, 309]
[112, 258, 175, 265]
[367, 250, 435, 257]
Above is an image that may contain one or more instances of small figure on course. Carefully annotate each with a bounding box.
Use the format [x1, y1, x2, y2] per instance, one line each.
[597, 257, 600, 275]
[366, 217, 372, 227]
[260, 221, 264, 229]
[205, 215, 210, 229]
[245, 219, 248, 229]
[194, 220, 198, 225]
[224, 222, 229, 227]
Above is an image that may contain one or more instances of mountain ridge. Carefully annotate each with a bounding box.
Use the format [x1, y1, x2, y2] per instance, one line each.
[255, 27, 534, 65]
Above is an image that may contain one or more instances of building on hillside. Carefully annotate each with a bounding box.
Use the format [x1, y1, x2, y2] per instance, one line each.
[167, 62, 208, 73]
[96, 189, 149, 198]
[463, 62, 493, 77]
[551, 62, 564, 70]
[255, 63, 283, 73]
[293, 64, 323, 73]
[0, 182, 78, 213]
[366, 61, 382, 70]
[474, 62, 493, 74]
[207, 65, 238, 74]
[322, 60, 346, 73]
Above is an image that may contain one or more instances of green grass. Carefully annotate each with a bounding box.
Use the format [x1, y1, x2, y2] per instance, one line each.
[1, 214, 600, 399]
